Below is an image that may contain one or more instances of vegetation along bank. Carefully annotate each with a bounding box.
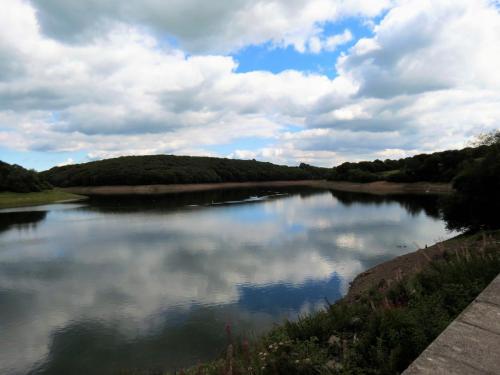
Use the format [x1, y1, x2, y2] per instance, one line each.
[0, 190, 84, 209]
[0, 161, 84, 208]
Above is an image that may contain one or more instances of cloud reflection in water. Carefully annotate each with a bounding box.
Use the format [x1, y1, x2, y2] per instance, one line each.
[0, 188, 455, 374]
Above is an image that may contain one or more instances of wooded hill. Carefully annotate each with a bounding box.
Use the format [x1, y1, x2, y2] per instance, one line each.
[0, 161, 51, 193]
[41, 155, 330, 187]
[39, 142, 496, 188]
[327, 145, 493, 183]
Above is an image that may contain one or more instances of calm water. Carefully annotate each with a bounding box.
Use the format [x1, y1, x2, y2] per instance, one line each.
[0, 188, 456, 374]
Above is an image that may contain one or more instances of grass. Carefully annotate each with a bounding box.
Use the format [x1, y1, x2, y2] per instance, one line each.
[154, 231, 500, 375]
[0, 189, 85, 209]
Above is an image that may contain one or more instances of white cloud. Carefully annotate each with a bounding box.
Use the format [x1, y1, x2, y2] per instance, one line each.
[57, 158, 75, 167]
[308, 29, 353, 54]
[325, 29, 354, 51]
[308, 36, 324, 54]
[1, 0, 500, 168]
[337, 0, 500, 97]
[28, 0, 392, 53]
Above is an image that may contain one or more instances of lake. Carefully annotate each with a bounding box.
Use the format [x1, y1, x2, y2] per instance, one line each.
[0, 187, 456, 374]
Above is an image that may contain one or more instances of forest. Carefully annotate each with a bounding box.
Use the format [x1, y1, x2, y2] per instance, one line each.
[0, 161, 51, 193]
[327, 144, 494, 183]
[442, 141, 500, 231]
[40, 155, 330, 187]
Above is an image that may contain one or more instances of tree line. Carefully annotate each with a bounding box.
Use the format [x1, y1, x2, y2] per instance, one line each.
[327, 145, 493, 183]
[442, 138, 500, 231]
[40, 155, 330, 187]
[0, 161, 51, 193]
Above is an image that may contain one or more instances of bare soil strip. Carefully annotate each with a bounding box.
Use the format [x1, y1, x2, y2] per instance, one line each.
[345, 231, 500, 302]
[61, 180, 452, 196]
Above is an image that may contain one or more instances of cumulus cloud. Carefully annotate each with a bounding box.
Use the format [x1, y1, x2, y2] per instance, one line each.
[308, 29, 353, 54]
[29, 0, 391, 53]
[0, 0, 500, 168]
[337, 0, 500, 98]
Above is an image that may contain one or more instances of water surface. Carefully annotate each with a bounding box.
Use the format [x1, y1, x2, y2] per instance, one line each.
[0, 188, 455, 374]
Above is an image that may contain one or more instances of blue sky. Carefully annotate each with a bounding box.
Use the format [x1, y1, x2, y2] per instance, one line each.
[1, 0, 499, 170]
[234, 18, 371, 77]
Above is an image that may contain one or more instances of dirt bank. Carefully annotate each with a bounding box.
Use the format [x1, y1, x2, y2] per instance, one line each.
[60, 180, 323, 195]
[322, 180, 452, 195]
[345, 230, 500, 302]
[61, 180, 452, 196]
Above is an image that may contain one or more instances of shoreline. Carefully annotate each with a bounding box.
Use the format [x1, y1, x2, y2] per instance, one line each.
[1, 180, 451, 208]
[345, 230, 500, 302]
[60, 180, 453, 196]
[321, 180, 452, 195]
[0, 190, 86, 210]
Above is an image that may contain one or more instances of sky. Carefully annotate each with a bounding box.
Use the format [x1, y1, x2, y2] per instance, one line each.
[0, 0, 499, 170]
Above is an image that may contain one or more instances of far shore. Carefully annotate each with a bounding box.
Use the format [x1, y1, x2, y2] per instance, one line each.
[0, 190, 85, 209]
[61, 180, 453, 196]
[0, 180, 452, 209]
